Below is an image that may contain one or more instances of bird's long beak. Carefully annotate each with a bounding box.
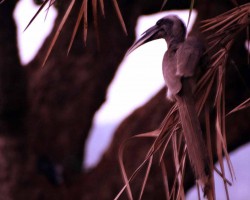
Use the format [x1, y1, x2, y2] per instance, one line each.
[126, 24, 162, 55]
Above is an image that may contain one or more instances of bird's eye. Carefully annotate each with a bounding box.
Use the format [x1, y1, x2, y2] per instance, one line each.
[156, 19, 163, 25]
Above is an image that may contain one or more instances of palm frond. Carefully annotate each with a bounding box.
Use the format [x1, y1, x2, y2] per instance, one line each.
[138, 156, 153, 200]
[172, 134, 185, 199]
[24, 0, 49, 32]
[42, 0, 76, 67]
[227, 98, 250, 116]
[112, 0, 127, 35]
[200, 3, 250, 197]
[83, 0, 88, 45]
[187, 0, 195, 28]
[25, 0, 127, 66]
[161, 0, 168, 11]
[67, 0, 85, 54]
[205, 106, 216, 199]
[44, 0, 54, 21]
[99, 0, 105, 16]
[160, 160, 170, 199]
[92, 0, 100, 48]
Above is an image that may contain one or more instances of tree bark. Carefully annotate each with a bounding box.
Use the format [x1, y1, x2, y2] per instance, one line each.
[0, 1, 27, 199]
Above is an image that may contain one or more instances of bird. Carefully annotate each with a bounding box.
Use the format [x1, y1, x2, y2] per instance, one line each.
[127, 15, 211, 196]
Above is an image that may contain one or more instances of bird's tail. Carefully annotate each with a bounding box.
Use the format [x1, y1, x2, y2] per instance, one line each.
[175, 78, 210, 190]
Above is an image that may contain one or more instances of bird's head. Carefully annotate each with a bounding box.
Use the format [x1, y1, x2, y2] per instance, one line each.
[127, 15, 186, 55]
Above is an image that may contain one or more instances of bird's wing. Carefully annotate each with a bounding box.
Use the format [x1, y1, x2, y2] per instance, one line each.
[162, 51, 182, 99]
[176, 37, 204, 77]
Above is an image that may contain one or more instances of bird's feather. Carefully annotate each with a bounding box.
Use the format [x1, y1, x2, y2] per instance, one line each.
[163, 49, 182, 100]
[176, 37, 205, 77]
[175, 79, 209, 186]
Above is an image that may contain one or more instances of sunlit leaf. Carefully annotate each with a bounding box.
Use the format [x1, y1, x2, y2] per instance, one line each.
[92, 0, 100, 48]
[161, 0, 168, 10]
[227, 98, 250, 116]
[99, 0, 105, 16]
[24, 0, 49, 32]
[112, 0, 127, 35]
[187, 0, 194, 28]
[42, 0, 76, 67]
[67, 0, 85, 54]
[83, 0, 88, 45]
[138, 156, 153, 200]
[160, 161, 170, 199]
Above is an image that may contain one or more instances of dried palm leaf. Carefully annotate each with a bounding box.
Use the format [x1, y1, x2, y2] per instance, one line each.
[99, 0, 105, 16]
[138, 156, 153, 200]
[227, 98, 250, 116]
[83, 0, 88, 45]
[161, 0, 168, 10]
[187, 0, 195, 28]
[160, 160, 170, 199]
[205, 106, 216, 199]
[25, 0, 127, 66]
[172, 134, 185, 199]
[112, 0, 127, 35]
[92, 0, 100, 48]
[24, 0, 49, 32]
[42, 0, 76, 67]
[44, 0, 55, 21]
[200, 3, 250, 198]
[67, 0, 85, 54]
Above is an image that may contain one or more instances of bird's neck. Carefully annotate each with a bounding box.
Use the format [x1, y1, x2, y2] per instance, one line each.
[165, 36, 185, 51]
